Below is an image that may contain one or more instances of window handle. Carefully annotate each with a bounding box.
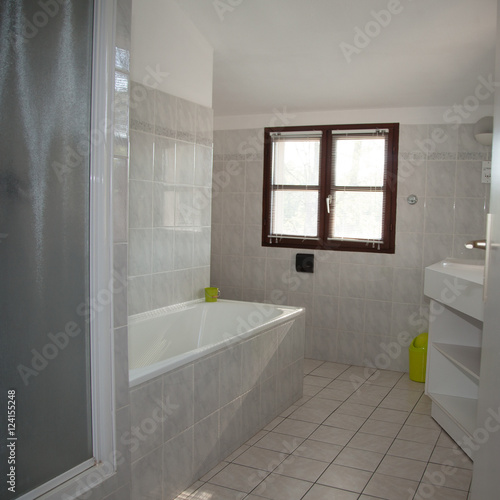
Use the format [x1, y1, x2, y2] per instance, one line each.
[326, 194, 333, 214]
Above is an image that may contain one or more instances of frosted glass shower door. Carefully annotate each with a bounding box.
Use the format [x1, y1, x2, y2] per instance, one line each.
[0, 1, 95, 497]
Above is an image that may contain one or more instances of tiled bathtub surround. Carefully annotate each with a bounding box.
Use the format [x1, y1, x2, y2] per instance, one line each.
[128, 82, 213, 315]
[211, 124, 490, 371]
[129, 314, 305, 500]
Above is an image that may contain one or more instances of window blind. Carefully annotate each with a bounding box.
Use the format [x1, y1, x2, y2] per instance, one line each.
[329, 129, 389, 245]
[268, 132, 322, 240]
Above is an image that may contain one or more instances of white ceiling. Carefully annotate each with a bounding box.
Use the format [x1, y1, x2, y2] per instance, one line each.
[173, 0, 497, 118]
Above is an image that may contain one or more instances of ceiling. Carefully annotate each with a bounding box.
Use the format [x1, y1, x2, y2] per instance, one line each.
[173, 0, 497, 117]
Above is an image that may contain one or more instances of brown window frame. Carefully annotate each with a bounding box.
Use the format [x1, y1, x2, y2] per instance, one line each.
[262, 123, 399, 253]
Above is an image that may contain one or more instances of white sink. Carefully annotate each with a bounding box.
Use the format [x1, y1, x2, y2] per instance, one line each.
[424, 258, 485, 321]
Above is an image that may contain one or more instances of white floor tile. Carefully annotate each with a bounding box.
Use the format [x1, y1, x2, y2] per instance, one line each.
[317, 463, 372, 493]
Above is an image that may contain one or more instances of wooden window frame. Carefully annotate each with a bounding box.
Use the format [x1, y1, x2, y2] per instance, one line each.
[262, 123, 399, 253]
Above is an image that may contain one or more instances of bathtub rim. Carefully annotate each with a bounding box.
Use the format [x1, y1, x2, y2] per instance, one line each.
[128, 299, 305, 388]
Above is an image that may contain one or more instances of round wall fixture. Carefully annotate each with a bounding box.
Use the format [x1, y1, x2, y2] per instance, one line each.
[407, 194, 418, 205]
[474, 116, 493, 146]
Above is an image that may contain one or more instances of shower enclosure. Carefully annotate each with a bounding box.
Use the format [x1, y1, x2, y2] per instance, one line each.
[0, 1, 115, 498]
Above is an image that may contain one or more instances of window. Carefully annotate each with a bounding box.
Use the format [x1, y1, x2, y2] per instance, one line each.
[262, 123, 399, 253]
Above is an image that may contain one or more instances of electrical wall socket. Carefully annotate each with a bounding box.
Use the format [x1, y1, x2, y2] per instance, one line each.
[482, 161, 491, 184]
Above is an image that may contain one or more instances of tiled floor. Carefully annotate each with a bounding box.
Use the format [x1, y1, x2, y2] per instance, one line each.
[176, 359, 473, 500]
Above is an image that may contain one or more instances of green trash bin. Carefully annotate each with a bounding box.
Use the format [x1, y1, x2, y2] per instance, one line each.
[409, 332, 428, 382]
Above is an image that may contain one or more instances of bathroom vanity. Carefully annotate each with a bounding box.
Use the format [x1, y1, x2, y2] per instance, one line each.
[424, 259, 485, 459]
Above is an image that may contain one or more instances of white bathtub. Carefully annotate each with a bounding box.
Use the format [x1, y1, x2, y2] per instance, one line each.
[128, 299, 304, 387]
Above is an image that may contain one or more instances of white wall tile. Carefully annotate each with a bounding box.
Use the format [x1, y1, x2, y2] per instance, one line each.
[196, 105, 214, 145]
[154, 137, 176, 183]
[153, 182, 175, 227]
[129, 228, 152, 276]
[423, 233, 454, 268]
[365, 266, 394, 301]
[392, 268, 423, 305]
[175, 141, 195, 185]
[243, 257, 266, 290]
[151, 272, 175, 309]
[152, 228, 174, 273]
[399, 125, 429, 153]
[193, 227, 211, 267]
[129, 180, 153, 228]
[177, 98, 197, 142]
[426, 161, 456, 197]
[396, 196, 424, 233]
[130, 130, 154, 180]
[424, 197, 454, 234]
[130, 81, 155, 131]
[245, 160, 264, 193]
[173, 228, 194, 270]
[154, 90, 176, 137]
[129, 275, 152, 315]
[337, 331, 365, 365]
[314, 261, 339, 296]
[194, 144, 213, 187]
[397, 158, 426, 198]
[455, 161, 486, 198]
[364, 300, 393, 336]
[338, 297, 365, 333]
[454, 197, 486, 234]
[313, 295, 339, 329]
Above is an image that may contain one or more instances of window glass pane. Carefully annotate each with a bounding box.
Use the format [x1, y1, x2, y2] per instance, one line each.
[273, 139, 320, 185]
[334, 137, 385, 186]
[331, 192, 384, 240]
[272, 190, 318, 237]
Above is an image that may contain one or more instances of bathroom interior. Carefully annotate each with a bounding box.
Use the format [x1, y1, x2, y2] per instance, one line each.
[2, 0, 500, 499]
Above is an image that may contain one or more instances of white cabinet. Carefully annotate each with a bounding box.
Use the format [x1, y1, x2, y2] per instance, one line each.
[424, 259, 484, 459]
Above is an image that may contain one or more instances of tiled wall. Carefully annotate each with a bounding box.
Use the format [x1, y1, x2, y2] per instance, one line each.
[129, 314, 305, 500]
[211, 124, 490, 371]
[128, 83, 213, 315]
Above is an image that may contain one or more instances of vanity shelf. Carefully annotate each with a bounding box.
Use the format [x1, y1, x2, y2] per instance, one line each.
[424, 259, 485, 460]
[432, 343, 481, 381]
[428, 393, 477, 437]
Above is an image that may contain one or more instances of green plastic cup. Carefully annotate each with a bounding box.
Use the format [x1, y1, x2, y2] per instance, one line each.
[205, 287, 220, 302]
